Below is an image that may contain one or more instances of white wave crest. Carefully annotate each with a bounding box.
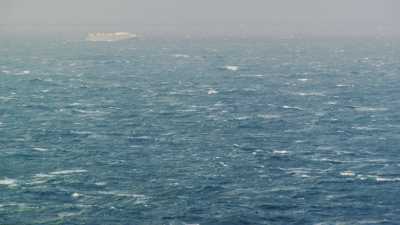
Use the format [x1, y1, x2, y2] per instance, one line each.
[172, 54, 190, 58]
[294, 92, 325, 96]
[0, 177, 17, 187]
[207, 89, 218, 95]
[257, 114, 281, 119]
[32, 147, 48, 152]
[354, 107, 388, 112]
[224, 65, 239, 71]
[273, 150, 289, 155]
[50, 169, 88, 175]
[282, 105, 303, 110]
[340, 171, 355, 177]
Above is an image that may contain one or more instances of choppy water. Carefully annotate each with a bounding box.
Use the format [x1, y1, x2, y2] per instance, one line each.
[1, 38, 400, 225]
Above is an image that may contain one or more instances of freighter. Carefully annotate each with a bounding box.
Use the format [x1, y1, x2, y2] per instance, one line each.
[86, 32, 137, 42]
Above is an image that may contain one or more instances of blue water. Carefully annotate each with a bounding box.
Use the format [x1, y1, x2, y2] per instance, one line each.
[1, 38, 400, 224]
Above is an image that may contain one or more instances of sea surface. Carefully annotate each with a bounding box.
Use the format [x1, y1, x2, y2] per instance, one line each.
[1, 37, 400, 225]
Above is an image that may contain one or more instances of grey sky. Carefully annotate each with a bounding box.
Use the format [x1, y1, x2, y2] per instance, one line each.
[1, 0, 399, 37]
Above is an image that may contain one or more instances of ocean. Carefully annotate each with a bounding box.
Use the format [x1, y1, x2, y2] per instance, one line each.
[0, 38, 400, 224]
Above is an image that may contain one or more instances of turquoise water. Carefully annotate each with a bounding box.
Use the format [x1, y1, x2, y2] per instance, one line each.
[1, 38, 400, 224]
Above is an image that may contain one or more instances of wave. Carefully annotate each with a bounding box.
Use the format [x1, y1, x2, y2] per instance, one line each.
[353, 106, 388, 112]
[282, 105, 303, 110]
[293, 92, 325, 96]
[340, 172, 400, 182]
[238, 74, 264, 78]
[72, 192, 83, 198]
[172, 54, 190, 58]
[325, 101, 337, 105]
[340, 171, 356, 177]
[97, 191, 148, 204]
[1, 69, 31, 75]
[0, 177, 17, 187]
[223, 65, 239, 71]
[50, 169, 88, 175]
[32, 147, 49, 152]
[351, 126, 379, 131]
[336, 84, 354, 87]
[357, 175, 400, 182]
[16, 70, 31, 75]
[273, 150, 289, 155]
[257, 114, 281, 119]
[207, 89, 218, 95]
[297, 78, 309, 82]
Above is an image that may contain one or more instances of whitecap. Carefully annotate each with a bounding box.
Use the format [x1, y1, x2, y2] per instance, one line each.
[297, 78, 309, 82]
[207, 89, 218, 95]
[129, 136, 152, 140]
[295, 92, 325, 96]
[375, 176, 400, 182]
[57, 212, 82, 219]
[0, 178, 17, 187]
[50, 169, 87, 175]
[325, 101, 337, 105]
[34, 173, 55, 178]
[340, 171, 355, 177]
[98, 191, 148, 204]
[282, 105, 303, 110]
[336, 84, 353, 87]
[95, 182, 107, 186]
[32, 147, 48, 152]
[257, 114, 281, 119]
[71, 131, 93, 135]
[72, 192, 82, 198]
[16, 70, 31, 75]
[235, 116, 251, 120]
[351, 126, 378, 131]
[224, 65, 239, 71]
[172, 54, 190, 58]
[75, 109, 108, 116]
[273, 150, 288, 155]
[238, 74, 264, 78]
[27, 178, 50, 185]
[69, 102, 83, 106]
[354, 107, 388, 112]
[29, 172, 59, 184]
[177, 109, 197, 113]
[219, 162, 228, 167]
[355, 174, 400, 182]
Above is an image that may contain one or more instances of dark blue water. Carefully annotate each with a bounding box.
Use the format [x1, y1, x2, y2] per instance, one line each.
[1, 38, 400, 224]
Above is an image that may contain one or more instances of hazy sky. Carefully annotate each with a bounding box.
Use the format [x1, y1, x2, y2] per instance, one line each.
[1, 0, 399, 37]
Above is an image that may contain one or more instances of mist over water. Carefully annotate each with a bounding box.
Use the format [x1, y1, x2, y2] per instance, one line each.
[1, 0, 400, 38]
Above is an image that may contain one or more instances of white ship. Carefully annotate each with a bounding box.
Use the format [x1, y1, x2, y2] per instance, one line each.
[86, 32, 137, 42]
